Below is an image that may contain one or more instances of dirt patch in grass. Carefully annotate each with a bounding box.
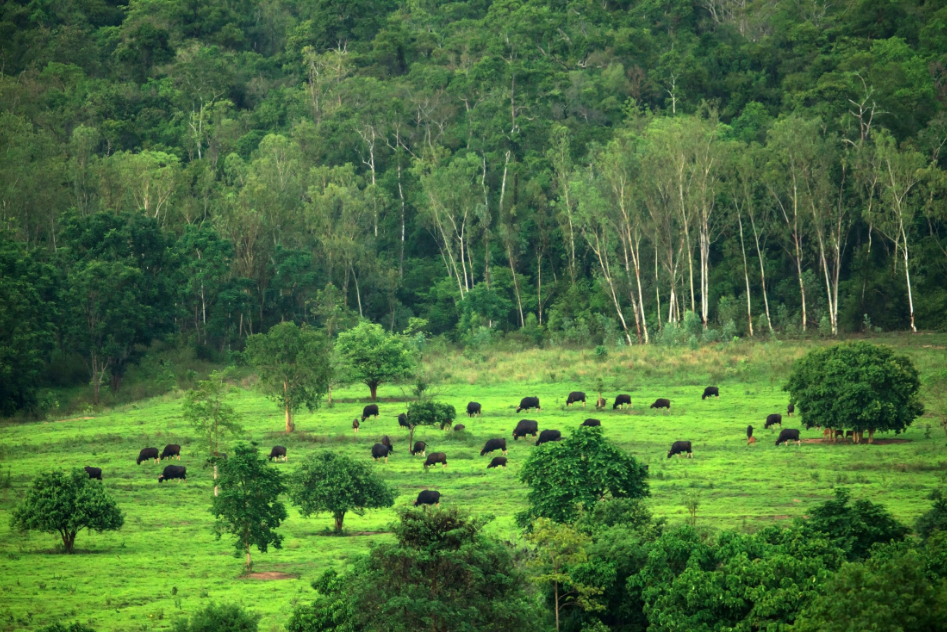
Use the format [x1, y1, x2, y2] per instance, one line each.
[800, 438, 912, 445]
[244, 572, 299, 580]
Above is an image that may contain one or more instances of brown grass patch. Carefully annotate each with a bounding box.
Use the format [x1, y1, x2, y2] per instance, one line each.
[244, 572, 298, 580]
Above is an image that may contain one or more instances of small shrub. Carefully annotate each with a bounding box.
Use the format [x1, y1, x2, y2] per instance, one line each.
[171, 603, 259, 632]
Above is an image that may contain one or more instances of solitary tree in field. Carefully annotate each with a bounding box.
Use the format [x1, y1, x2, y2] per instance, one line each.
[785, 342, 924, 437]
[245, 322, 331, 432]
[288, 452, 395, 532]
[402, 379, 456, 445]
[519, 426, 649, 525]
[10, 468, 124, 553]
[212, 443, 287, 572]
[336, 321, 414, 400]
[182, 368, 243, 496]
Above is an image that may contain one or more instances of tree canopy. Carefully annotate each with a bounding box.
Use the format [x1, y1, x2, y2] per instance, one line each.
[10, 468, 124, 553]
[785, 342, 925, 434]
[336, 321, 415, 400]
[288, 451, 395, 532]
[519, 426, 649, 525]
[245, 322, 331, 432]
[212, 443, 287, 571]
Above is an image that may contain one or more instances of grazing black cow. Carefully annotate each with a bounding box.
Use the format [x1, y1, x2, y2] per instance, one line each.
[702, 387, 719, 400]
[488, 456, 508, 469]
[613, 394, 632, 410]
[85, 466, 102, 480]
[667, 441, 693, 458]
[352, 418, 360, 433]
[775, 429, 801, 446]
[362, 404, 380, 421]
[371, 443, 392, 463]
[381, 435, 394, 452]
[411, 441, 427, 457]
[481, 438, 507, 456]
[787, 403, 795, 417]
[536, 429, 562, 445]
[513, 419, 539, 440]
[764, 414, 782, 429]
[650, 398, 671, 410]
[269, 446, 288, 462]
[566, 391, 586, 407]
[581, 418, 601, 427]
[398, 413, 410, 428]
[160, 444, 181, 460]
[516, 397, 541, 413]
[137, 447, 159, 465]
[414, 490, 441, 506]
[424, 452, 448, 469]
[158, 465, 187, 483]
[467, 402, 482, 417]
[454, 424, 466, 432]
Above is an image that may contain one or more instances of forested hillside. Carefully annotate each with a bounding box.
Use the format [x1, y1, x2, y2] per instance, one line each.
[2, 0, 947, 413]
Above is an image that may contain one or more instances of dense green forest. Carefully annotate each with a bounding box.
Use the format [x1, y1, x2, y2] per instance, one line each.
[3, 0, 947, 414]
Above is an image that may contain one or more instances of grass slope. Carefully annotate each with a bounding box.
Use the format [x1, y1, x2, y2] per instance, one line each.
[1, 335, 945, 631]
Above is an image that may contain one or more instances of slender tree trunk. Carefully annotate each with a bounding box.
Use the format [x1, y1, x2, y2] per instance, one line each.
[554, 581, 560, 632]
[507, 244, 525, 327]
[737, 212, 754, 336]
[334, 513, 344, 532]
[397, 163, 406, 280]
[245, 539, 251, 572]
[284, 381, 293, 432]
[537, 253, 543, 326]
[901, 224, 917, 332]
[748, 215, 774, 333]
[369, 382, 378, 401]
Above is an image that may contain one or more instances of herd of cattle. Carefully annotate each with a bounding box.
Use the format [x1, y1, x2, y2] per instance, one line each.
[79, 386, 826, 508]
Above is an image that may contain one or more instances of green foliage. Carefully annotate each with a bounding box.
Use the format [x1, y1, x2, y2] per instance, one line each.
[794, 548, 947, 632]
[212, 443, 287, 571]
[288, 451, 394, 532]
[527, 518, 603, 631]
[785, 342, 924, 433]
[39, 624, 96, 632]
[10, 468, 124, 553]
[802, 488, 911, 561]
[916, 489, 947, 542]
[245, 322, 331, 432]
[288, 507, 539, 632]
[336, 321, 414, 400]
[405, 400, 457, 431]
[182, 368, 242, 460]
[519, 427, 649, 525]
[0, 239, 55, 415]
[171, 602, 260, 632]
[630, 525, 844, 632]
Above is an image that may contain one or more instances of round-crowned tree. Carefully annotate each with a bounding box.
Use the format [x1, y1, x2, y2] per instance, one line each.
[10, 468, 124, 553]
[784, 342, 924, 435]
[518, 426, 649, 525]
[288, 452, 395, 532]
[336, 321, 415, 400]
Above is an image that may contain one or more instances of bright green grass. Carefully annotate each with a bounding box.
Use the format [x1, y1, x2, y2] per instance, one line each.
[1, 335, 946, 631]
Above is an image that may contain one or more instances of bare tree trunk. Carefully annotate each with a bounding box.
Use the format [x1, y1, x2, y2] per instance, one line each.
[748, 214, 774, 333]
[901, 224, 917, 332]
[284, 381, 293, 432]
[737, 212, 754, 336]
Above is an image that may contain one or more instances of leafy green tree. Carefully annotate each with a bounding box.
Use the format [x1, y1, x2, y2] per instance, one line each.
[245, 322, 331, 432]
[287, 507, 539, 632]
[336, 321, 414, 400]
[183, 368, 243, 496]
[527, 518, 603, 632]
[630, 525, 844, 632]
[519, 427, 649, 525]
[171, 602, 260, 632]
[288, 452, 395, 532]
[785, 342, 924, 436]
[795, 548, 947, 632]
[212, 443, 287, 572]
[803, 488, 910, 561]
[916, 490, 947, 542]
[10, 468, 124, 553]
[0, 240, 55, 415]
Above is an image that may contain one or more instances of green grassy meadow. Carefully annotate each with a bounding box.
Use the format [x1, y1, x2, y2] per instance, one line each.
[1, 335, 946, 631]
